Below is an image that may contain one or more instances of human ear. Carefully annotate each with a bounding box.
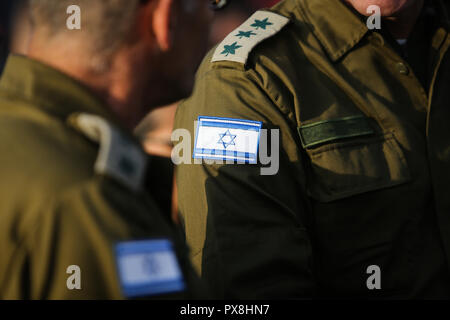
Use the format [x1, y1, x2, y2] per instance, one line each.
[151, 0, 175, 51]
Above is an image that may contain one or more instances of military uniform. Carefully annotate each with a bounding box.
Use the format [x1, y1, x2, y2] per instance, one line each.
[175, 0, 450, 298]
[0, 55, 205, 299]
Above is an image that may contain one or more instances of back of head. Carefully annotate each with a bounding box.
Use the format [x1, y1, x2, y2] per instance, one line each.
[29, 0, 140, 68]
[24, 0, 214, 128]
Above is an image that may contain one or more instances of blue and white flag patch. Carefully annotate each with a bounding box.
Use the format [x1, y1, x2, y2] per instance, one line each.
[194, 116, 262, 163]
[115, 239, 185, 298]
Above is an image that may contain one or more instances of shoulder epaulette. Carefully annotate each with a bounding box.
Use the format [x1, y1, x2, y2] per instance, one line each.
[212, 10, 290, 65]
[68, 113, 147, 192]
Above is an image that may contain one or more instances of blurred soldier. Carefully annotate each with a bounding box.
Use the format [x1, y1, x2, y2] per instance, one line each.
[175, 0, 450, 298]
[136, 103, 179, 222]
[135, 0, 242, 223]
[0, 0, 212, 299]
[208, 1, 253, 47]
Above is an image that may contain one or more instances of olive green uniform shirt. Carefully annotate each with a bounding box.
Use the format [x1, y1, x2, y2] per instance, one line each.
[0, 55, 204, 299]
[175, 0, 450, 298]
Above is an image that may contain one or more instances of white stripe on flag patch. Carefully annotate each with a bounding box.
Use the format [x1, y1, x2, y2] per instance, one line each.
[193, 116, 262, 163]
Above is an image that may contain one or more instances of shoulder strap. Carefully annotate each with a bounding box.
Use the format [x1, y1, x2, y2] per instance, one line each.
[68, 113, 147, 192]
[212, 10, 290, 65]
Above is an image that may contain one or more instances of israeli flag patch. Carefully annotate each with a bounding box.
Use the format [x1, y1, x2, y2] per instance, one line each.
[115, 239, 185, 298]
[194, 116, 262, 163]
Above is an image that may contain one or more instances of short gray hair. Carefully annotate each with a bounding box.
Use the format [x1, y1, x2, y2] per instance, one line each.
[29, 0, 140, 59]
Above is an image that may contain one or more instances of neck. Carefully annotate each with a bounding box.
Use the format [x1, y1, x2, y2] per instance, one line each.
[384, 0, 425, 39]
[28, 36, 148, 129]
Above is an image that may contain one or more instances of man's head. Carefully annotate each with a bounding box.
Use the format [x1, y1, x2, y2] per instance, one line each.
[28, 0, 213, 128]
[343, 0, 420, 17]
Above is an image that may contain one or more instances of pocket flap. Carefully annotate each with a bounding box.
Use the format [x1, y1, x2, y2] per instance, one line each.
[305, 133, 412, 202]
[299, 116, 374, 149]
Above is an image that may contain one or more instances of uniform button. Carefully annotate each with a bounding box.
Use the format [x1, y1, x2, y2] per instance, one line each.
[372, 33, 385, 46]
[396, 62, 409, 75]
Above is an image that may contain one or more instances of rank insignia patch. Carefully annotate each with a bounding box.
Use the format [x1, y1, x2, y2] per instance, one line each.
[212, 10, 290, 64]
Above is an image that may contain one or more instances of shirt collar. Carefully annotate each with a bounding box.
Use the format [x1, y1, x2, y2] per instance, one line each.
[0, 54, 120, 125]
[295, 0, 369, 62]
[294, 0, 450, 63]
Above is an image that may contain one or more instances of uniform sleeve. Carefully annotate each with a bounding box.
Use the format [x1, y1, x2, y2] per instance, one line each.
[175, 64, 316, 299]
[26, 179, 205, 300]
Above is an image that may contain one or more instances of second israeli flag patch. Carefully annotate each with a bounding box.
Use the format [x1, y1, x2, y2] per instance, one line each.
[194, 116, 262, 163]
[115, 239, 185, 298]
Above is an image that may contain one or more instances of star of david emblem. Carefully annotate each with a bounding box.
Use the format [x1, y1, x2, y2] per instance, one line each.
[218, 130, 237, 149]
